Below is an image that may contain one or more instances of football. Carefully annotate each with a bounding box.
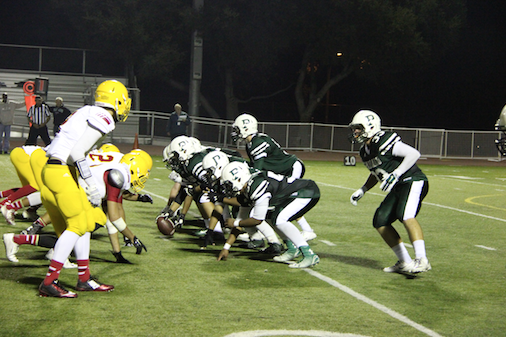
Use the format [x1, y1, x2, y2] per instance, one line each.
[157, 215, 176, 236]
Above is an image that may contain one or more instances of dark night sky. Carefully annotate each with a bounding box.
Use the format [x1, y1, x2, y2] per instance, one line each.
[1, 1, 506, 131]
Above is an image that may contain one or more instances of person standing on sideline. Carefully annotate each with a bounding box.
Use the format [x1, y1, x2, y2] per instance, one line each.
[50, 97, 71, 135]
[37, 79, 131, 298]
[0, 93, 25, 154]
[166, 103, 190, 139]
[348, 109, 431, 275]
[25, 95, 51, 146]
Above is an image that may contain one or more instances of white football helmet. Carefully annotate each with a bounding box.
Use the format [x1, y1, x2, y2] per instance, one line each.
[231, 113, 258, 142]
[220, 161, 252, 197]
[162, 135, 194, 170]
[495, 105, 506, 155]
[202, 150, 230, 182]
[348, 110, 382, 143]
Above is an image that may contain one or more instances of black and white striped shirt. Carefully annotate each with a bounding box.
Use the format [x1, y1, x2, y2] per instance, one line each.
[27, 103, 51, 125]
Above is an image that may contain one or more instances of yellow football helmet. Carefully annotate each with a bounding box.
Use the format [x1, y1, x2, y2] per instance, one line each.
[94, 80, 131, 122]
[99, 143, 121, 153]
[130, 149, 153, 170]
[120, 152, 150, 192]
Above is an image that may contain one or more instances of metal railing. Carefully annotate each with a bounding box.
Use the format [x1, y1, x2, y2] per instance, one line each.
[77, 112, 502, 160]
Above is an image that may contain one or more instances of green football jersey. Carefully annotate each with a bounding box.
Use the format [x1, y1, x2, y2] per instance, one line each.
[359, 131, 427, 183]
[246, 133, 298, 176]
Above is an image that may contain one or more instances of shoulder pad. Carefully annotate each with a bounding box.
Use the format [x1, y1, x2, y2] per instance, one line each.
[107, 169, 125, 189]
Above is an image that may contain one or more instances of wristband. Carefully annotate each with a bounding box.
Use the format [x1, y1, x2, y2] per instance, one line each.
[233, 219, 241, 227]
[223, 243, 231, 250]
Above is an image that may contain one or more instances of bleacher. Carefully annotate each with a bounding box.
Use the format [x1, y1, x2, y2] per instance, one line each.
[0, 69, 131, 141]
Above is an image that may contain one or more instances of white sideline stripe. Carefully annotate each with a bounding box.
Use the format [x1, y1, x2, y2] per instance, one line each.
[319, 240, 336, 246]
[304, 269, 444, 337]
[475, 245, 497, 251]
[317, 182, 506, 223]
[404, 243, 413, 248]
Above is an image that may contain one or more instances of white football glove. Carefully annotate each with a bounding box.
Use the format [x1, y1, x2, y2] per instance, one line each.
[350, 188, 365, 206]
[380, 172, 399, 192]
[168, 171, 182, 184]
[85, 185, 102, 207]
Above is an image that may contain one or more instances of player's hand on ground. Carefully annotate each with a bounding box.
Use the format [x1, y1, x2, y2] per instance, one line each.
[217, 249, 229, 261]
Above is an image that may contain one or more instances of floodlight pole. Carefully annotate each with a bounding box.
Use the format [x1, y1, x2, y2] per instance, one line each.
[188, 0, 204, 121]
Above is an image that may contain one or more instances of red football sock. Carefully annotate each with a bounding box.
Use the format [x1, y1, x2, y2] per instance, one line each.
[43, 260, 64, 285]
[77, 260, 91, 282]
[13, 234, 39, 245]
[0, 188, 19, 199]
[6, 200, 24, 211]
[3, 185, 37, 204]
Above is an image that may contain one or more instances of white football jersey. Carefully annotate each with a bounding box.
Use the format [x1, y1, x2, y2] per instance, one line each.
[78, 162, 131, 200]
[46, 105, 115, 163]
[87, 150, 124, 166]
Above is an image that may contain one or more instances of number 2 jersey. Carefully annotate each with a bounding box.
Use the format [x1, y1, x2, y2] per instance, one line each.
[359, 131, 427, 183]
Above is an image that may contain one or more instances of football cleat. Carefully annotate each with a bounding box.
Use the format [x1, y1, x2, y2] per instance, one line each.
[3, 233, 19, 263]
[124, 237, 133, 247]
[383, 260, 416, 273]
[76, 276, 114, 292]
[1, 204, 16, 226]
[194, 229, 208, 238]
[39, 280, 78, 298]
[288, 253, 320, 268]
[22, 208, 39, 221]
[260, 242, 282, 256]
[407, 257, 432, 273]
[247, 240, 265, 249]
[273, 246, 301, 263]
[112, 251, 132, 264]
[21, 222, 44, 235]
[301, 231, 317, 241]
[133, 236, 147, 254]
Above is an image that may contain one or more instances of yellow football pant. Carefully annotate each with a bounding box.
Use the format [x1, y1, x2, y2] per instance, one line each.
[10, 147, 39, 190]
[41, 164, 106, 236]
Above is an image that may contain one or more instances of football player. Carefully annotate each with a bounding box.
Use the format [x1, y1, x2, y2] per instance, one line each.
[217, 161, 320, 268]
[231, 113, 317, 241]
[4, 151, 151, 266]
[348, 110, 431, 275]
[0, 146, 45, 225]
[201, 149, 283, 254]
[37, 79, 131, 298]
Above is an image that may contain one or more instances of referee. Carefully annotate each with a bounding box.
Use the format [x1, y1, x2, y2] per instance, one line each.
[25, 95, 51, 146]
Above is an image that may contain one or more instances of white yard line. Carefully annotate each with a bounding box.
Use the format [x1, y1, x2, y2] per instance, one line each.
[305, 269, 444, 337]
[475, 245, 497, 251]
[317, 182, 506, 223]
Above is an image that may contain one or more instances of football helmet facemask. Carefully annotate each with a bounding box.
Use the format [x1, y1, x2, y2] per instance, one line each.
[231, 113, 258, 142]
[348, 110, 382, 144]
[94, 80, 131, 122]
[220, 161, 251, 197]
[120, 153, 150, 192]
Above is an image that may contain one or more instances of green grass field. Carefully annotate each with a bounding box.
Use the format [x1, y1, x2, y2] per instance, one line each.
[1, 154, 505, 337]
